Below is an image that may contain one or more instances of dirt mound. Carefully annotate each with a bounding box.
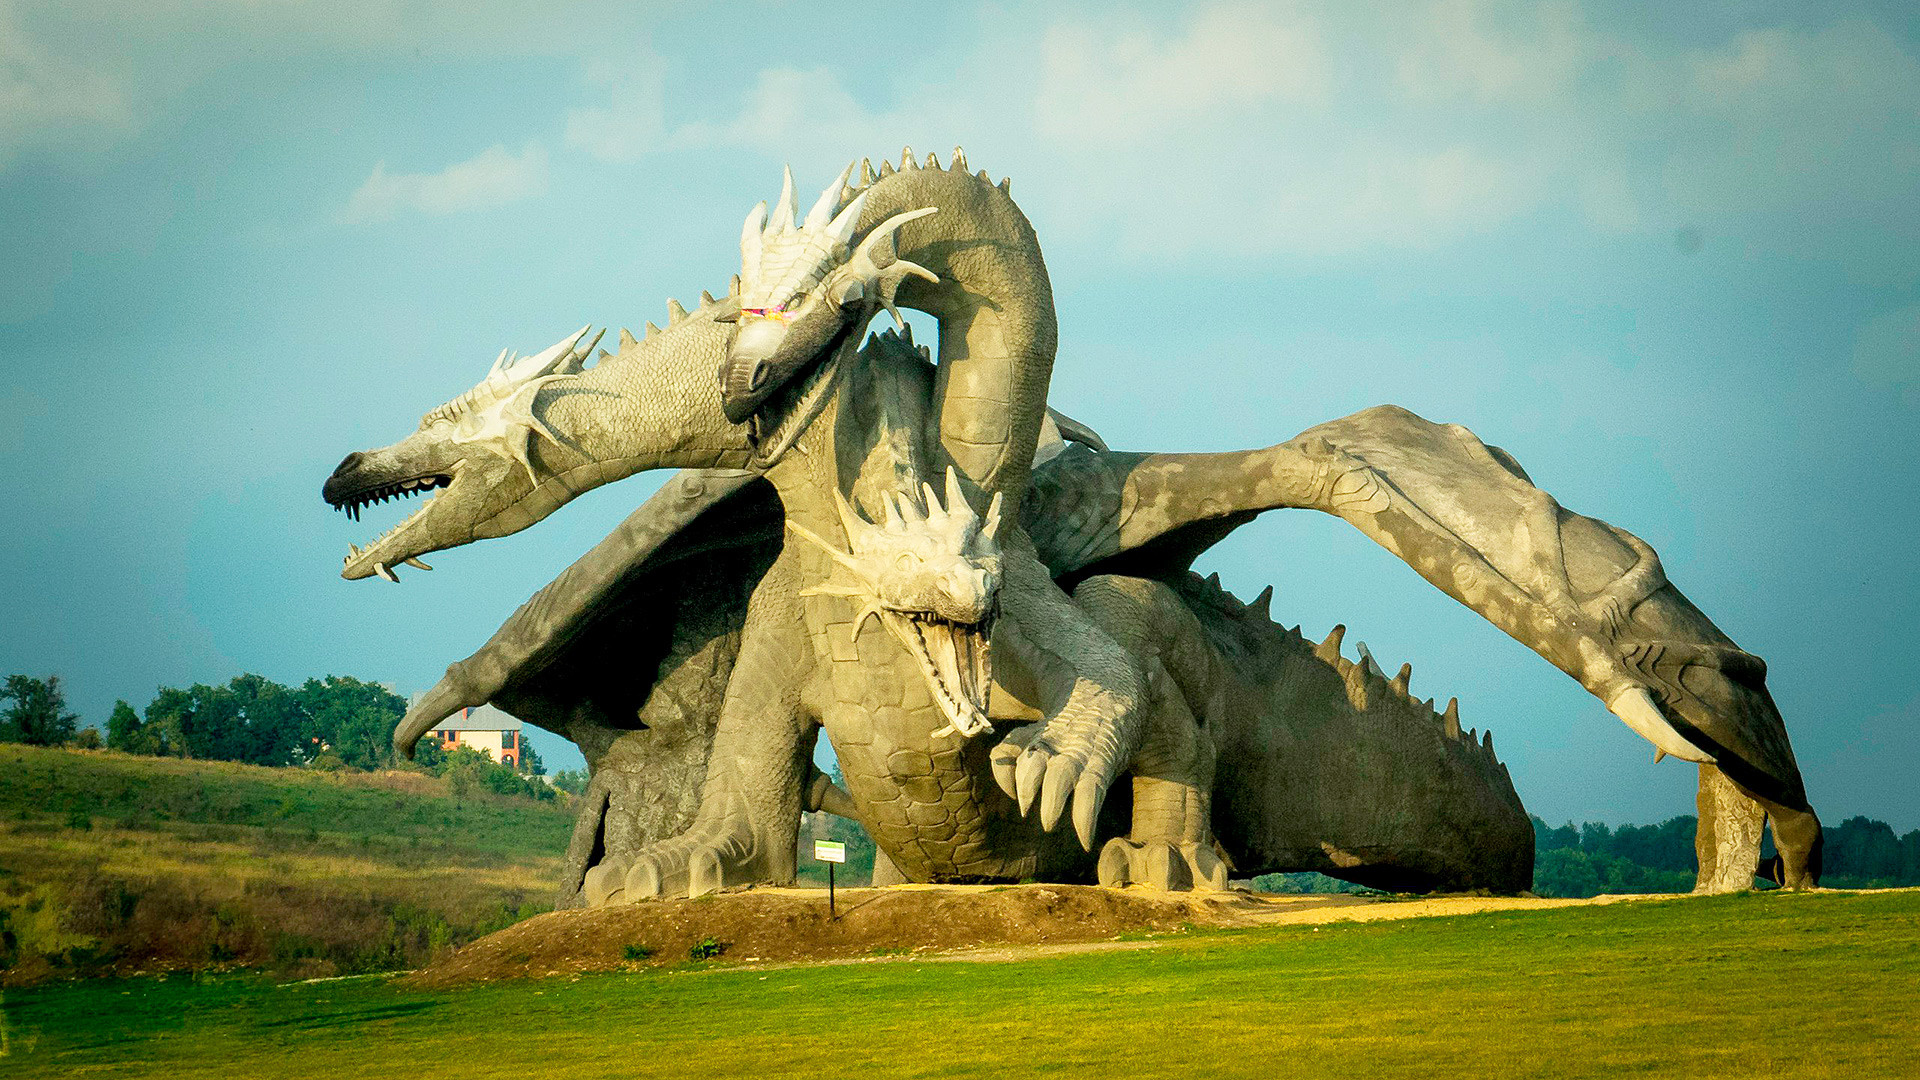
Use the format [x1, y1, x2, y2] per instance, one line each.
[406, 885, 1671, 987]
[404, 884, 1361, 986]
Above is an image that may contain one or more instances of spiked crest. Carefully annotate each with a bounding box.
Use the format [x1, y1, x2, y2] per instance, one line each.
[738, 162, 940, 328]
[424, 325, 603, 486]
[788, 467, 1004, 739]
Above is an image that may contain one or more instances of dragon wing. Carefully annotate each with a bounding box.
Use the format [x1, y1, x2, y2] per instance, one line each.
[394, 468, 780, 754]
[1025, 405, 1814, 846]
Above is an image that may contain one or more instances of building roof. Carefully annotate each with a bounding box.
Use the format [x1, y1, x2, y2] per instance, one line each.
[434, 704, 522, 732]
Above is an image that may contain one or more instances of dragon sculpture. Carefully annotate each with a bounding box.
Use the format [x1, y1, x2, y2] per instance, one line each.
[324, 149, 1819, 900]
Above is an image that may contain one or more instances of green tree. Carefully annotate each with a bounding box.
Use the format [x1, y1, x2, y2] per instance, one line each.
[519, 738, 545, 776]
[297, 676, 407, 770]
[551, 769, 589, 796]
[141, 686, 194, 757]
[106, 700, 144, 752]
[0, 674, 81, 746]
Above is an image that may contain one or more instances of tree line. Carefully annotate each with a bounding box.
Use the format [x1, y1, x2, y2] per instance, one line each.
[1531, 814, 1920, 895]
[2, 672, 556, 802]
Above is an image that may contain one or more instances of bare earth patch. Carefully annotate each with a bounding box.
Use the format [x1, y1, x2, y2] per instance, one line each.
[406, 884, 1673, 986]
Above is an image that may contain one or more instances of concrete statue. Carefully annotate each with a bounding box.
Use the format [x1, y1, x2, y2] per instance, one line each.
[323, 149, 1820, 902]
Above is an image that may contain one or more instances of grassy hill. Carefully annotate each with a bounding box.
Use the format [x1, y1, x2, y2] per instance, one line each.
[0, 745, 573, 983]
[5, 890, 1915, 1078]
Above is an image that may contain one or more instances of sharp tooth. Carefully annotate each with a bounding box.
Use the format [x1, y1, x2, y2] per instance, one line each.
[374, 562, 398, 583]
[403, 557, 432, 570]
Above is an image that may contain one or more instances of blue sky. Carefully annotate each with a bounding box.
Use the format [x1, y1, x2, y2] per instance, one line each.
[2, 0, 1916, 830]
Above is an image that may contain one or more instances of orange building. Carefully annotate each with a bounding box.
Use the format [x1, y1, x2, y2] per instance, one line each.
[426, 704, 526, 768]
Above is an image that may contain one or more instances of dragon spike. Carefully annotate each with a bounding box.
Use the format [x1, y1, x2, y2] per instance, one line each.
[826, 190, 868, 250]
[944, 466, 969, 522]
[854, 602, 883, 639]
[645, 321, 660, 338]
[488, 347, 512, 378]
[619, 327, 637, 350]
[880, 488, 904, 530]
[829, 484, 870, 541]
[1313, 618, 1344, 661]
[1251, 585, 1274, 618]
[770, 165, 797, 233]
[786, 519, 862, 573]
[1391, 663, 1412, 695]
[901, 146, 915, 169]
[1206, 572, 1221, 589]
[1443, 698, 1461, 738]
[887, 489, 916, 527]
[740, 200, 767, 275]
[804, 161, 856, 231]
[860, 158, 877, 184]
[729, 274, 741, 296]
[1344, 661, 1369, 709]
[920, 480, 942, 521]
[982, 491, 1004, 539]
[666, 298, 688, 324]
[700, 290, 716, 306]
[924, 150, 940, 169]
[878, 158, 895, 178]
[950, 146, 967, 172]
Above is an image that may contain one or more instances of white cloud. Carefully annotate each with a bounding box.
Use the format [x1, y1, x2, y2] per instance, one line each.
[1032, 3, 1331, 147]
[338, 142, 549, 225]
[564, 50, 668, 163]
[0, 0, 132, 165]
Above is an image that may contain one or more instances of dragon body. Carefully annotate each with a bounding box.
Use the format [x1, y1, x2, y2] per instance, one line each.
[325, 149, 1820, 897]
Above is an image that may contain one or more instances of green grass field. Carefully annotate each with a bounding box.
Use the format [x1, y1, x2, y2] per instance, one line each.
[0, 746, 573, 982]
[5, 890, 1915, 1079]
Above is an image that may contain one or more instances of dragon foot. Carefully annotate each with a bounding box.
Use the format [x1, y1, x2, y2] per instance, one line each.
[1096, 838, 1229, 892]
[582, 814, 786, 904]
[989, 720, 1120, 850]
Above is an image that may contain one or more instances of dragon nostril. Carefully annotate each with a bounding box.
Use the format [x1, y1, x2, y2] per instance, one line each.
[334, 451, 366, 475]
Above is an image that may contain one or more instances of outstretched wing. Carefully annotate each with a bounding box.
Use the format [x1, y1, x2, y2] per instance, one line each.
[395, 469, 781, 750]
[1024, 405, 1810, 820]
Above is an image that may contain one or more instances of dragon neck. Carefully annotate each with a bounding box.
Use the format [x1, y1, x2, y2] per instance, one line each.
[762, 338, 941, 574]
[852, 155, 1057, 520]
[532, 312, 754, 484]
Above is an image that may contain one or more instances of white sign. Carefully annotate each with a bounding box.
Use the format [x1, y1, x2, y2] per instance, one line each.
[814, 839, 847, 864]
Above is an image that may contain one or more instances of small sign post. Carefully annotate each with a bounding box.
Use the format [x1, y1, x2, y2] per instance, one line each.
[814, 839, 847, 917]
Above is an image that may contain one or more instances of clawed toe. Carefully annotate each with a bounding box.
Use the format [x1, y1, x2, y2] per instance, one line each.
[1097, 837, 1229, 892]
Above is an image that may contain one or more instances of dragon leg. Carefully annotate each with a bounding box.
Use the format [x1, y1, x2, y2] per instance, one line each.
[986, 536, 1152, 851]
[1071, 575, 1231, 891]
[591, 600, 817, 902]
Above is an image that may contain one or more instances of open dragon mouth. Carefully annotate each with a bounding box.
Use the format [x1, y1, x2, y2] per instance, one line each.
[329, 472, 453, 522]
[877, 610, 996, 738]
[744, 320, 860, 468]
[324, 467, 461, 581]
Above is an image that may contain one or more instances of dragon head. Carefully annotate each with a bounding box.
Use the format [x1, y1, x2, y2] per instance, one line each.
[322, 325, 602, 581]
[790, 466, 1003, 738]
[717, 163, 938, 466]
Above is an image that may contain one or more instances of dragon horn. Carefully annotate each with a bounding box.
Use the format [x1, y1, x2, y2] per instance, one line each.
[771, 166, 797, 234]
[785, 520, 862, 573]
[740, 200, 767, 275]
[854, 602, 884, 639]
[804, 161, 856, 231]
[854, 207, 938, 265]
[829, 485, 870, 542]
[826, 190, 868, 249]
[943, 466, 970, 518]
[982, 491, 1003, 538]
